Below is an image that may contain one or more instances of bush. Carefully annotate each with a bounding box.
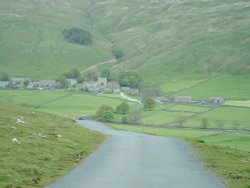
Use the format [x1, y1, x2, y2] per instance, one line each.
[116, 102, 130, 114]
[118, 71, 142, 89]
[143, 97, 156, 110]
[0, 72, 9, 81]
[63, 27, 92, 45]
[112, 49, 123, 60]
[96, 105, 114, 122]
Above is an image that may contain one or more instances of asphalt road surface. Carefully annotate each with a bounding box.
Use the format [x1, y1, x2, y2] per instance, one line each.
[45, 120, 227, 188]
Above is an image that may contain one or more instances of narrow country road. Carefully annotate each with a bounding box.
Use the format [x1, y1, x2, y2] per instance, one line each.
[45, 120, 227, 188]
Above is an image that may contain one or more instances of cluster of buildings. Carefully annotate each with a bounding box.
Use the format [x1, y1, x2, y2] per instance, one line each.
[0, 77, 140, 95]
[155, 96, 225, 105]
[0, 78, 77, 90]
[82, 77, 139, 95]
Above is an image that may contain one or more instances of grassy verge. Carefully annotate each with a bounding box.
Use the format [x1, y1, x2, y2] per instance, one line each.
[111, 124, 250, 188]
[0, 102, 106, 188]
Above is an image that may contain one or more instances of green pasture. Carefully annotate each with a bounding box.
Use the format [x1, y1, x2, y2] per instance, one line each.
[0, 90, 129, 116]
[141, 111, 195, 125]
[167, 104, 210, 113]
[0, 90, 70, 107]
[112, 124, 217, 138]
[39, 93, 126, 116]
[225, 100, 250, 107]
[175, 74, 250, 99]
[200, 134, 250, 151]
[185, 106, 250, 130]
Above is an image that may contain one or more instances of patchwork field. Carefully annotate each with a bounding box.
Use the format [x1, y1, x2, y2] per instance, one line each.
[0, 90, 130, 116]
[172, 74, 250, 99]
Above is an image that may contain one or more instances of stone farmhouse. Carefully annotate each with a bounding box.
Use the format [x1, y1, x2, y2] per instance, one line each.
[0, 81, 10, 89]
[207, 97, 225, 105]
[27, 80, 62, 90]
[11, 77, 31, 88]
[83, 77, 139, 95]
[67, 79, 77, 86]
[174, 96, 192, 103]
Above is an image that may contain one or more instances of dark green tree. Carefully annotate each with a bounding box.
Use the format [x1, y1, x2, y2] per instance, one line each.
[118, 71, 142, 89]
[56, 77, 68, 88]
[101, 68, 115, 82]
[127, 107, 142, 123]
[0, 72, 10, 81]
[112, 49, 124, 60]
[116, 102, 130, 114]
[143, 97, 156, 110]
[201, 118, 209, 129]
[96, 105, 114, 122]
[62, 27, 92, 45]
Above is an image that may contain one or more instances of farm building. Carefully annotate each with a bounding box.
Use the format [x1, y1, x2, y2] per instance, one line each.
[0, 81, 10, 89]
[174, 96, 192, 103]
[207, 97, 224, 105]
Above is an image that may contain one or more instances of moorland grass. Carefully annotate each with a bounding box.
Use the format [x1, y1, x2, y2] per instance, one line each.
[0, 102, 105, 188]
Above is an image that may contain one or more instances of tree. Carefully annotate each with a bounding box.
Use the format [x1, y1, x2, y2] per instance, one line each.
[0, 72, 10, 81]
[56, 77, 68, 88]
[112, 49, 124, 60]
[24, 80, 30, 87]
[201, 118, 209, 129]
[176, 116, 185, 127]
[101, 68, 115, 82]
[143, 97, 156, 110]
[116, 102, 130, 114]
[141, 86, 162, 99]
[96, 105, 114, 122]
[62, 27, 92, 45]
[127, 107, 142, 123]
[121, 116, 128, 124]
[215, 120, 224, 130]
[118, 71, 142, 89]
[62, 68, 80, 79]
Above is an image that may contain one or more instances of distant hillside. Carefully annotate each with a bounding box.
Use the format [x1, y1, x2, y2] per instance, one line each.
[0, 0, 249, 82]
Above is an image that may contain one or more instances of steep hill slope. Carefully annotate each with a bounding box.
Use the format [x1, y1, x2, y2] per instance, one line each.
[0, 0, 113, 79]
[0, 0, 249, 82]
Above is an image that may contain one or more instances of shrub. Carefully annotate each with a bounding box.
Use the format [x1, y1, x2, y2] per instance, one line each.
[63, 27, 92, 45]
[116, 102, 130, 114]
[96, 105, 114, 122]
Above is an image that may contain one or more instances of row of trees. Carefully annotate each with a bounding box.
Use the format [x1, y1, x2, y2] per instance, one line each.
[95, 98, 157, 123]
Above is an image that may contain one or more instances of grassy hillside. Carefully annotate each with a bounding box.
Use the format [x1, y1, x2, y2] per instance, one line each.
[0, 0, 250, 82]
[0, 0, 113, 79]
[0, 102, 105, 187]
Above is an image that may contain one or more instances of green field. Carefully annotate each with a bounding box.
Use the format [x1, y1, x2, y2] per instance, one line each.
[225, 100, 250, 107]
[185, 106, 250, 130]
[0, 102, 105, 188]
[0, 90, 131, 116]
[174, 74, 250, 99]
[201, 133, 250, 151]
[141, 111, 194, 125]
